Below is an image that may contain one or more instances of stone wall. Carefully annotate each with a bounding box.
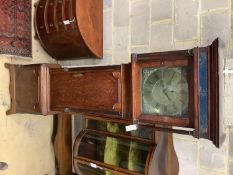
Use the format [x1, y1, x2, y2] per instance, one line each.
[60, 0, 233, 175]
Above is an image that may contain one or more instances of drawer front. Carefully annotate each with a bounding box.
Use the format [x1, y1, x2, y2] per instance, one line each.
[35, 0, 47, 35]
[46, 0, 57, 33]
[50, 68, 122, 114]
[15, 66, 41, 113]
[55, 0, 65, 31]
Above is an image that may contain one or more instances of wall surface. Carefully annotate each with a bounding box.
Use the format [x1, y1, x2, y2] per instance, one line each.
[60, 0, 233, 175]
[0, 0, 56, 174]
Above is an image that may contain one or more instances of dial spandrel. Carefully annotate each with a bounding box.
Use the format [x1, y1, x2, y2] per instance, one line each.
[141, 67, 189, 117]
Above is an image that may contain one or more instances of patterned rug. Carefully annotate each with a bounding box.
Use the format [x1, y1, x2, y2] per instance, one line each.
[0, 0, 31, 57]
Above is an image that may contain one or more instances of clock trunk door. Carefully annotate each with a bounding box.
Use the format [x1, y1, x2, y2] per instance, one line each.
[49, 66, 124, 116]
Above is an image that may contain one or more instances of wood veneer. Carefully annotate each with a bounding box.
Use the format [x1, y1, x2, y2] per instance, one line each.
[50, 64, 131, 117]
[131, 39, 220, 147]
[5, 63, 60, 115]
[5, 40, 220, 152]
[131, 50, 196, 128]
[34, 0, 103, 59]
[5, 63, 131, 118]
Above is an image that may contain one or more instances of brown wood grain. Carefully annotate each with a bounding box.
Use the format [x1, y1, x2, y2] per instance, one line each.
[193, 47, 200, 138]
[121, 63, 132, 118]
[5, 63, 61, 116]
[208, 39, 220, 147]
[138, 115, 190, 127]
[149, 132, 179, 175]
[76, 0, 103, 57]
[131, 51, 195, 128]
[50, 66, 124, 115]
[54, 114, 75, 175]
[34, 0, 103, 59]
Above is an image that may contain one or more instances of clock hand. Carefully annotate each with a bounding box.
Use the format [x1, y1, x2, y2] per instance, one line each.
[164, 91, 172, 101]
[166, 86, 175, 93]
[164, 71, 176, 92]
[168, 72, 176, 84]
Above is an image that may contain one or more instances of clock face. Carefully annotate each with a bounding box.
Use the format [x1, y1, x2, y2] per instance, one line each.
[141, 67, 189, 117]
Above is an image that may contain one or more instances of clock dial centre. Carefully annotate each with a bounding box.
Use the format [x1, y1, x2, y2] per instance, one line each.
[141, 67, 189, 117]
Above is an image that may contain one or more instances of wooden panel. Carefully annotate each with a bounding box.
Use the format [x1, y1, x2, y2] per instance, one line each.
[55, 0, 65, 31]
[34, 0, 103, 59]
[15, 66, 40, 113]
[5, 63, 61, 115]
[46, 0, 57, 33]
[50, 66, 122, 115]
[149, 132, 179, 175]
[131, 51, 196, 128]
[121, 63, 132, 118]
[76, 0, 103, 57]
[193, 47, 200, 138]
[208, 39, 220, 147]
[54, 114, 75, 175]
[5, 64, 41, 114]
[35, 0, 47, 35]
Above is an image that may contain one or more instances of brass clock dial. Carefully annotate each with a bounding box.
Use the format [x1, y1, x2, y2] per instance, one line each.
[141, 67, 189, 117]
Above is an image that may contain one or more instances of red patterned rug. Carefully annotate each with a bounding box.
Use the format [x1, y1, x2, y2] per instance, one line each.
[0, 0, 31, 57]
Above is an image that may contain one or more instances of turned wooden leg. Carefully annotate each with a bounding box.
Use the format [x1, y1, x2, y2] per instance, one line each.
[153, 131, 179, 175]
[54, 114, 75, 175]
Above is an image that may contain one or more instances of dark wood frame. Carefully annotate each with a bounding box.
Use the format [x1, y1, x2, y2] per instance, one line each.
[53, 114, 75, 175]
[131, 39, 220, 147]
[83, 116, 155, 143]
[5, 63, 61, 115]
[84, 113, 195, 136]
[131, 50, 198, 128]
[73, 129, 156, 175]
[208, 39, 220, 147]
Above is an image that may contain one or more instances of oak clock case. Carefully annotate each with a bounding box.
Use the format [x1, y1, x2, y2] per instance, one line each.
[5, 40, 219, 147]
[132, 51, 195, 128]
[49, 64, 131, 117]
[132, 39, 220, 147]
[5, 63, 61, 115]
[5, 63, 131, 118]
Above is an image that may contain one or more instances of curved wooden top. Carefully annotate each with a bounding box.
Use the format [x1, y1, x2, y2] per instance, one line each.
[76, 0, 103, 58]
